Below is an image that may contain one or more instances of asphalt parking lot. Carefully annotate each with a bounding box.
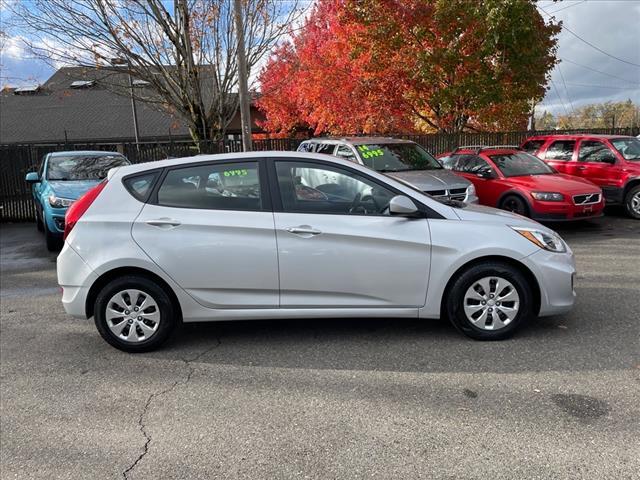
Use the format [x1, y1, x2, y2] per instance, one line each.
[1, 210, 639, 480]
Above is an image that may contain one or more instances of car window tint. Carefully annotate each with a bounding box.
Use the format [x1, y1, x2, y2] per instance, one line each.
[157, 162, 261, 210]
[610, 138, 640, 161]
[123, 171, 160, 202]
[335, 145, 356, 162]
[522, 140, 545, 154]
[578, 141, 617, 163]
[454, 155, 494, 175]
[316, 144, 336, 155]
[275, 161, 395, 216]
[545, 140, 575, 161]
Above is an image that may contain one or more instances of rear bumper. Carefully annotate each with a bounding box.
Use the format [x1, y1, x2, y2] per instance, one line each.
[521, 248, 576, 317]
[57, 243, 97, 318]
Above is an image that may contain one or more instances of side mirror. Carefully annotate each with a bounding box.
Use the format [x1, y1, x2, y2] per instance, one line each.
[389, 195, 420, 217]
[25, 172, 40, 183]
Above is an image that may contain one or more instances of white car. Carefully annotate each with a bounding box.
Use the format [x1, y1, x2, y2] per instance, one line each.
[58, 152, 576, 352]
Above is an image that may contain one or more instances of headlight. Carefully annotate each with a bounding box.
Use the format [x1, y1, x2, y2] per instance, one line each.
[48, 195, 74, 208]
[531, 191, 564, 201]
[466, 184, 476, 197]
[511, 226, 566, 253]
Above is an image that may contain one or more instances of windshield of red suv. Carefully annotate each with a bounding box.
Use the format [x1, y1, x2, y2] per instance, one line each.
[489, 152, 556, 177]
[47, 155, 129, 180]
[610, 138, 640, 160]
[355, 143, 442, 172]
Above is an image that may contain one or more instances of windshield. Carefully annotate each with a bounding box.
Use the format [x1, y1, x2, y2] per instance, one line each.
[355, 143, 441, 172]
[47, 154, 129, 180]
[610, 138, 640, 160]
[489, 152, 555, 177]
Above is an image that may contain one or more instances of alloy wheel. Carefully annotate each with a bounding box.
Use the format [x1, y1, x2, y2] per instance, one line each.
[463, 276, 520, 331]
[105, 289, 161, 343]
[631, 191, 640, 215]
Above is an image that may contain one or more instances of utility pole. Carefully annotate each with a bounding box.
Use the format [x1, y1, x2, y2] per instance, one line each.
[234, 0, 253, 152]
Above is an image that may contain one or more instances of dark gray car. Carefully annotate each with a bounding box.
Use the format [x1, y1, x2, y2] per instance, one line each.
[297, 137, 478, 203]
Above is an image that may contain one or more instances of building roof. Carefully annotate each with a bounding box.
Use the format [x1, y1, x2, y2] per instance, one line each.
[0, 67, 263, 144]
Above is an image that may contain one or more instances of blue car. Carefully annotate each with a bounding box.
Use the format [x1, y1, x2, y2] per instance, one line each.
[25, 151, 130, 251]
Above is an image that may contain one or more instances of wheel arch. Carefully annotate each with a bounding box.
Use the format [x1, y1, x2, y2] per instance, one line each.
[85, 266, 183, 321]
[623, 177, 640, 195]
[497, 190, 532, 212]
[439, 255, 541, 318]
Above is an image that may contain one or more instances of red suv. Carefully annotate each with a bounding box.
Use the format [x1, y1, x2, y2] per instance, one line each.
[522, 134, 640, 219]
[439, 146, 604, 222]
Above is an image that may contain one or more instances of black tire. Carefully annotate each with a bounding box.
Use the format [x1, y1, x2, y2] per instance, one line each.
[500, 195, 530, 217]
[623, 185, 640, 219]
[94, 275, 177, 352]
[44, 221, 62, 252]
[35, 206, 44, 232]
[445, 261, 534, 340]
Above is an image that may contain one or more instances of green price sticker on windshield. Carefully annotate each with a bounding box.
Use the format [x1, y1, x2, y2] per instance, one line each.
[223, 169, 248, 177]
[358, 145, 384, 159]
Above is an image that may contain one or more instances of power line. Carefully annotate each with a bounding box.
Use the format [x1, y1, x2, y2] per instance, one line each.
[550, 78, 572, 119]
[547, 0, 586, 15]
[557, 65, 576, 115]
[539, 6, 640, 68]
[561, 58, 640, 85]
[564, 82, 640, 90]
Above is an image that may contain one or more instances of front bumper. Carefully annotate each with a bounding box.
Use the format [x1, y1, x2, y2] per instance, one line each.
[45, 206, 68, 234]
[521, 247, 576, 317]
[530, 198, 605, 222]
[57, 242, 97, 318]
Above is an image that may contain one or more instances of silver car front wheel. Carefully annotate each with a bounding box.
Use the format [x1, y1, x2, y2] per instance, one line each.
[463, 277, 520, 331]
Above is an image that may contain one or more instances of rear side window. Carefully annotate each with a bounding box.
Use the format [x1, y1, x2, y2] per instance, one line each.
[522, 140, 544, 154]
[545, 140, 575, 161]
[157, 162, 261, 211]
[123, 171, 160, 202]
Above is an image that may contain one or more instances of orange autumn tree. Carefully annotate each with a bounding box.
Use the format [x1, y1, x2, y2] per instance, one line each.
[257, 0, 560, 134]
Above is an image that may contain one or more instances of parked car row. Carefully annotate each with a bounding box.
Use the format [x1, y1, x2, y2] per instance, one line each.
[23, 133, 637, 351]
[299, 134, 640, 220]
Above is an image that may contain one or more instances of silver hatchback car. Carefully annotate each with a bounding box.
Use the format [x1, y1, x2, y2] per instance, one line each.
[58, 151, 575, 352]
[298, 137, 478, 203]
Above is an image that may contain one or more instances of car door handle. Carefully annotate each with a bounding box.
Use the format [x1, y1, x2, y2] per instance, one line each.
[145, 218, 181, 228]
[577, 166, 587, 170]
[285, 226, 322, 236]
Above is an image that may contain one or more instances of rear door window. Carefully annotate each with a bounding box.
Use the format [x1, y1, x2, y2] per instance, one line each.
[578, 141, 617, 163]
[157, 162, 262, 211]
[316, 143, 336, 155]
[545, 140, 576, 161]
[457, 155, 494, 175]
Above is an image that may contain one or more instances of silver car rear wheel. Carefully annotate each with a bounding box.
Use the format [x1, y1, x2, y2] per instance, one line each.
[105, 289, 161, 343]
[463, 276, 520, 331]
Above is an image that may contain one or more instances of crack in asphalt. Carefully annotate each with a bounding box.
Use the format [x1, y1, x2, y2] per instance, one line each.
[122, 338, 222, 479]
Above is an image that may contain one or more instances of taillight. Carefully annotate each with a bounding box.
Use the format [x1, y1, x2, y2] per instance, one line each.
[64, 181, 108, 240]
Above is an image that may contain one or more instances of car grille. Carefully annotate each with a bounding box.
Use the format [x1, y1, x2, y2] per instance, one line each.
[425, 188, 467, 201]
[573, 193, 601, 205]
